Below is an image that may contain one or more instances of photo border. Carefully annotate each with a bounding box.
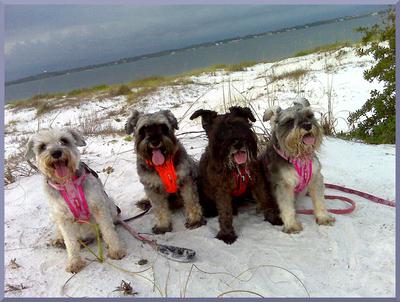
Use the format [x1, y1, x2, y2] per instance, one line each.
[0, 0, 397, 300]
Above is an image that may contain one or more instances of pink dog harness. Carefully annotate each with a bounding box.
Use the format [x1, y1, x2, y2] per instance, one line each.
[48, 171, 91, 223]
[273, 145, 313, 193]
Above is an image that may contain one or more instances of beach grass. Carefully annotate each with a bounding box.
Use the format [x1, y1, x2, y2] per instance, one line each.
[294, 40, 353, 57]
[270, 68, 309, 82]
[6, 40, 356, 113]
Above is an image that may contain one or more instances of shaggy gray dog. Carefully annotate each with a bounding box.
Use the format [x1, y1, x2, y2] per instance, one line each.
[260, 98, 335, 233]
[125, 109, 205, 234]
[26, 129, 126, 273]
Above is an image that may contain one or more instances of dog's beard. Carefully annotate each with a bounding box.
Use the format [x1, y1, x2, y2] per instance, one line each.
[137, 135, 177, 165]
[38, 152, 78, 184]
[279, 124, 323, 158]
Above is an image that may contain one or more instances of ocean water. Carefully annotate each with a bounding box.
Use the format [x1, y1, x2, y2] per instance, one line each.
[5, 13, 383, 102]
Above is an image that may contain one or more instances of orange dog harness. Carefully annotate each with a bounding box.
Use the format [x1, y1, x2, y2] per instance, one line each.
[146, 158, 178, 194]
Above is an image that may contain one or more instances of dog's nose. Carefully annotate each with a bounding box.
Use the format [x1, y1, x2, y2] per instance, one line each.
[302, 122, 312, 131]
[233, 140, 243, 149]
[149, 139, 161, 148]
[51, 150, 63, 159]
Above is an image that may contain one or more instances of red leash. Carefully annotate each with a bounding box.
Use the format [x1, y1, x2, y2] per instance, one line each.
[297, 183, 395, 215]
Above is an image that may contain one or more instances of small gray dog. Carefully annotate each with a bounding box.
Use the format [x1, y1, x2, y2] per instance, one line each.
[26, 129, 126, 273]
[260, 98, 335, 233]
[125, 109, 205, 234]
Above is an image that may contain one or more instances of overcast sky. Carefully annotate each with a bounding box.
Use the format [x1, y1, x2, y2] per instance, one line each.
[5, 5, 387, 81]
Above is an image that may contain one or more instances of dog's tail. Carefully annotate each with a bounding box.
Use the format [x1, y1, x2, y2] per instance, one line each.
[114, 199, 151, 225]
[136, 196, 183, 211]
[136, 198, 152, 211]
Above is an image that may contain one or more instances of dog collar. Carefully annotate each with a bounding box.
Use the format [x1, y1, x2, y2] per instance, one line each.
[48, 170, 91, 223]
[273, 145, 313, 193]
[231, 165, 251, 197]
[146, 158, 178, 194]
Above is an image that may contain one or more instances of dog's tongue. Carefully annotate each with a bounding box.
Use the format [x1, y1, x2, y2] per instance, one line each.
[54, 162, 69, 178]
[152, 149, 165, 166]
[303, 134, 316, 145]
[234, 151, 247, 165]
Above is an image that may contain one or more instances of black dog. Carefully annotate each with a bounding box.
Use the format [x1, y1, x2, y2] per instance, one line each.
[190, 106, 281, 244]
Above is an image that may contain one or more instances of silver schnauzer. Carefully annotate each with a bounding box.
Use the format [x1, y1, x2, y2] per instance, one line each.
[26, 129, 126, 273]
[260, 98, 336, 233]
[125, 109, 205, 234]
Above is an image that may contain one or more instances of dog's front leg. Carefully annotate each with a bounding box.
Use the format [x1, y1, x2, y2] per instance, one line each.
[145, 188, 172, 234]
[179, 180, 206, 229]
[308, 173, 336, 226]
[49, 225, 66, 248]
[57, 220, 86, 273]
[91, 204, 126, 260]
[215, 191, 237, 244]
[251, 174, 283, 225]
[275, 182, 303, 233]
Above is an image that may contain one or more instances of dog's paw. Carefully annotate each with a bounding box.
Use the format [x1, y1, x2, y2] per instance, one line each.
[152, 224, 172, 234]
[66, 258, 86, 274]
[108, 247, 127, 260]
[185, 217, 207, 229]
[216, 231, 237, 244]
[316, 215, 336, 226]
[264, 210, 283, 226]
[50, 238, 66, 249]
[282, 222, 303, 234]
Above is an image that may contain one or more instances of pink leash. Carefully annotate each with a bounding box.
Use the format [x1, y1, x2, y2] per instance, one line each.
[296, 183, 395, 215]
[272, 145, 395, 215]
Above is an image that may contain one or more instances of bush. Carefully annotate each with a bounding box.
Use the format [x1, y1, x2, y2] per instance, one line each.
[347, 9, 395, 144]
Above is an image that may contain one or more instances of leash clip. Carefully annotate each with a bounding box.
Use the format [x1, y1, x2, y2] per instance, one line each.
[235, 165, 245, 182]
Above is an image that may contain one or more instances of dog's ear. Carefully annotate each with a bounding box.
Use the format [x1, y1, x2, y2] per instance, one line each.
[125, 110, 142, 134]
[25, 136, 35, 160]
[229, 106, 256, 122]
[68, 129, 86, 146]
[294, 98, 310, 108]
[161, 110, 179, 130]
[263, 106, 282, 123]
[190, 109, 218, 133]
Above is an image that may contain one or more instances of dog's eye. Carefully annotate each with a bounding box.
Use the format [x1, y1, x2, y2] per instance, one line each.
[60, 138, 69, 145]
[38, 143, 46, 152]
[282, 118, 294, 127]
[139, 126, 147, 136]
[161, 124, 169, 134]
[307, 113, 314, 119]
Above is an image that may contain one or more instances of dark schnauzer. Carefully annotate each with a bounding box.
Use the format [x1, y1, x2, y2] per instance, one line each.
[125, 109, 205, 234]
[190, 106, 281, 244]
[260, 98, 335, 234]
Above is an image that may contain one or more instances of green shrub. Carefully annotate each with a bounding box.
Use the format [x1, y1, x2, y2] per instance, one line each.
[347, 9, 395, 144]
